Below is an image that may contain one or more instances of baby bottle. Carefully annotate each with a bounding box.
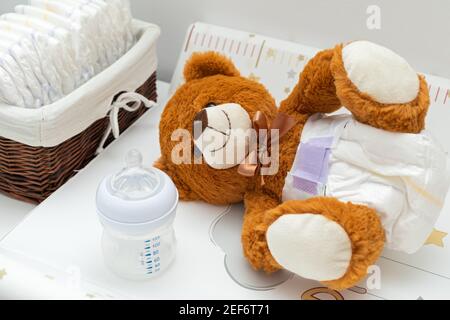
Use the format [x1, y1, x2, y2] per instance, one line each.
[96, 149, 178, 280]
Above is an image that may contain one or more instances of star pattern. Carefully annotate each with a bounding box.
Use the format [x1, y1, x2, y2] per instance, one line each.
[248, 73, 261, 82]
[425, 229, 448, 247]
[297, 54, 306, 62]
[287, 69, 297, 80]
[284, 87, 291, 94]
[266, 48, 276, 59]
[0, 268, 7, 280]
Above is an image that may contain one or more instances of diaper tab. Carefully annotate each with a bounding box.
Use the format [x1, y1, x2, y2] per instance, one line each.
[292, 136, 334, 195]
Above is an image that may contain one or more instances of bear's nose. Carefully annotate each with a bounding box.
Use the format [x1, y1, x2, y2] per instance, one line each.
[193, 109, 209, 140]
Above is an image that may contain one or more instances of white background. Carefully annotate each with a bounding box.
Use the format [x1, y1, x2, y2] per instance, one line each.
[0, 0, 448, 82]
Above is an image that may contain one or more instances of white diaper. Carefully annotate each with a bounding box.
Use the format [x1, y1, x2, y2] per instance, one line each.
[282, 114, 450, 254]
[3, 13, 77, 96]
[30, 0, 111, 74]
[91, 0, 126, 57]
[14, 5, 85, 87]
[0, 21, 61, 105]
[0, 27, 51, 105]
[70, 0, 134, 62]
[78, 1, 118, 66]
[0, 64, 25, 106]
[70, 1, 112, 68]
[0, 0, 135, 108]
[104, 0, 135, 51]
[0, 50, 34, 107]
[21, 2, 92, 76]
[31, 0, 107, 70]
[1, 14, 68, 99]
[0, 36, 43, 107]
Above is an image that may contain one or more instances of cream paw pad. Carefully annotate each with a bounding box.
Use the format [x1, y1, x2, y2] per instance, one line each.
[267, 214, 352, 282]
[331, 40, 430, 133]
[341, 41, 420, 104]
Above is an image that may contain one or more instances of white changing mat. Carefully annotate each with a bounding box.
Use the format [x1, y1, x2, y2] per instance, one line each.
[0, 20, 159, 147]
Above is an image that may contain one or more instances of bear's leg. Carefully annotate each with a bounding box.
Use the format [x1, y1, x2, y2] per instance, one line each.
[263, 197, 385, 290]
[242, 191, 283, 273]
[331, 41, 430, 134]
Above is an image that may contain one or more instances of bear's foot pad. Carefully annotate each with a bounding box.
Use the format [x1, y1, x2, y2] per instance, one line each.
[267, 213, 352, 281]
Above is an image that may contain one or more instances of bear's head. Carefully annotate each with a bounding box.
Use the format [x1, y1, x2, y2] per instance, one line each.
[156, 52, 278, 205]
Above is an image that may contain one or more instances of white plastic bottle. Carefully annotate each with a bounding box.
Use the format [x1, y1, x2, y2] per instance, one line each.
[96, 150, 178, 280]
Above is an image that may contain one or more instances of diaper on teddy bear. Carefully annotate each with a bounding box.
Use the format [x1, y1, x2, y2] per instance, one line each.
[283, 113, 450, 254]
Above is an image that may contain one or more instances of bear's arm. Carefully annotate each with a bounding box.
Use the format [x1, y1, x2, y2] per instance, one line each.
[154, 157, 200, 201]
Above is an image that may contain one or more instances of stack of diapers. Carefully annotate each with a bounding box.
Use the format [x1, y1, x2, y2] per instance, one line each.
[0, 0, 135, 108]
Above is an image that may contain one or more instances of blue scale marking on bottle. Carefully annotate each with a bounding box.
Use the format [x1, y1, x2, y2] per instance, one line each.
[143, 237, 163, 275]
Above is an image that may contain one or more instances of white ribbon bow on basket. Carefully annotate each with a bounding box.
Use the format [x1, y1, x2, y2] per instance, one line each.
[96, 91, 157, 155]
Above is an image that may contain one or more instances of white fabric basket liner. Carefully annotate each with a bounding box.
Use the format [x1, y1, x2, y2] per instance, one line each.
[0, 20, 160, 148]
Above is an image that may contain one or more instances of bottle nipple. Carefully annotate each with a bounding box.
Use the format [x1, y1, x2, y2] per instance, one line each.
[110, 149, 161, 201]
[125, 149, 143, 169]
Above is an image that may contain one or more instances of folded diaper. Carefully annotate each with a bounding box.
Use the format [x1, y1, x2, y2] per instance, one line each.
[2, 13, 78, 96]
[0, 23, 52, 105]
[107, 0, 135, 50]
[14, 5, 85, 86]
[0, 0, 136, 108]
[0, 29, 51, 106]
[0, 61, 26, 107]
[30, 0, 106, 72]
[0, 48, 35, 107]
[1, 20, 70, 104]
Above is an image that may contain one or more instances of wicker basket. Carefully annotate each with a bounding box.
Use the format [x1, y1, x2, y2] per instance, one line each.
[0, 20, 160, 204]
[0, 73, 157, 204]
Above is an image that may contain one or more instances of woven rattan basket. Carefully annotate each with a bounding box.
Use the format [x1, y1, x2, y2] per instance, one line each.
[0, 21, 160, 204]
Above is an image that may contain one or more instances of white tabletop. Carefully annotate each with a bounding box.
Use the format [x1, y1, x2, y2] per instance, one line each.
[0, 196, 34, 241]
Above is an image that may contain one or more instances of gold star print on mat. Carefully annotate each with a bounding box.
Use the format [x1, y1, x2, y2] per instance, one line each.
[266, 48, 276, 59]
[284, 87, 291, 94]
[297, 54, 306, 62]
[0, 269, 7, 280]
[287, 69, 297, 80]
[248, 73, 261, 82]
[249, 34, 256, 38]
[425, 229, 448, 247]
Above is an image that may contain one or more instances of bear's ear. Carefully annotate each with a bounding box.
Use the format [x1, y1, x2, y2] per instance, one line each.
[184, 51, 240, 82]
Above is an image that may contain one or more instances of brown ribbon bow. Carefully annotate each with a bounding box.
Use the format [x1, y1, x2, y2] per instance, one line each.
[238, 111, 296, 180]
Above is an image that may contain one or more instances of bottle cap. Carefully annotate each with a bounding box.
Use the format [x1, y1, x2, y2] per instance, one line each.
[96, 150, 178, 234]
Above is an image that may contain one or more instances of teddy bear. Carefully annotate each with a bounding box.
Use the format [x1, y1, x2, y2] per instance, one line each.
[156, 41, 450, 290]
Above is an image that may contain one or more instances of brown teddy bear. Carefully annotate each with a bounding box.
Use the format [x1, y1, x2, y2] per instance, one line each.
[156, 41, 450, 290]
